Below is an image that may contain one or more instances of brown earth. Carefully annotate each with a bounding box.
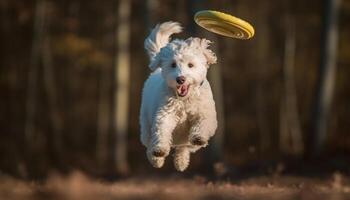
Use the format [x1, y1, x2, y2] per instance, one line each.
[0, 171, 350, 200]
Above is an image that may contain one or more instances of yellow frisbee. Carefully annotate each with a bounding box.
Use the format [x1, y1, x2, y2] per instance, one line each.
[194, 10, 255, 39]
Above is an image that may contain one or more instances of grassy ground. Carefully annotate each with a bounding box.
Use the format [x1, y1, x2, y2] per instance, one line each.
[0, 171, 350, 200]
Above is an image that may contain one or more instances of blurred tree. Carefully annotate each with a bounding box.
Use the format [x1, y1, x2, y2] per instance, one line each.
[96, 11, 112, 170]
[309, 0, 340, 156]
[95, 4, 114, 170]
[114, 0, 130, 175]
[207, 35, 225, 163]
[24, 0, 49, 177]
[25, 0, 63, 174]
[255, 1, 271, 153]
[279, 10, 304, 155]
[41, 1, 64, 167]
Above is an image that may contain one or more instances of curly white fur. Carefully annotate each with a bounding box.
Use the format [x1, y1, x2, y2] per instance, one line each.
[140, 21, 218, 171]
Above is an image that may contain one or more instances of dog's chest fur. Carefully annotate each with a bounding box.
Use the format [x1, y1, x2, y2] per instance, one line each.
[166, 92, 201, 122]
[165, 93, 203, 145]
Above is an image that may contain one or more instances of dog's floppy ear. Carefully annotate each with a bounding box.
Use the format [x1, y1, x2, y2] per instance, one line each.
[186, 37, 217, 66]
[199, 38, 217, 66]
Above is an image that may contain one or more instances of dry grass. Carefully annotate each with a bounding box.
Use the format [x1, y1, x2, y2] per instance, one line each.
[0, 171, 349, 200]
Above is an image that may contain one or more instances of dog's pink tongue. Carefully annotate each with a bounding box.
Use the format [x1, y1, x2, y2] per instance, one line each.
[181, 86, 186, 94]
[177, 85, 188, 96]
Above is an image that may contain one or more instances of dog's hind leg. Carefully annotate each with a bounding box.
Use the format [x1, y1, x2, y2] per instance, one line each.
[173, 147, 190, 171]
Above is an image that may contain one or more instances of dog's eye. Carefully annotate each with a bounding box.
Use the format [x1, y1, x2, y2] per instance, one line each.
[188, 63, 194, 68]
[171, 62, 177, 68]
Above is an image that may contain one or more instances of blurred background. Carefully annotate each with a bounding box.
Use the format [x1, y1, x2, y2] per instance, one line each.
[1, 0, 350, 180]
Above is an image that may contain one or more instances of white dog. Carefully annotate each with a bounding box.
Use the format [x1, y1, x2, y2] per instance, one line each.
[140, 21, 218, 171]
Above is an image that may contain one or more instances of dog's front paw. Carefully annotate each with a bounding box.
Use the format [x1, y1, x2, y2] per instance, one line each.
[147, 151, 165, 168]
[190, 135, 208, 146]
[152, 148, 166, 157]
[151, 145, 170, 157]
[149, 157, 165, 168]
[146, 145, 170, 168]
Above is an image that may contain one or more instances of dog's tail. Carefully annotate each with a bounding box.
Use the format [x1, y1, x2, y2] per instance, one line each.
[144, 21, 182, 63]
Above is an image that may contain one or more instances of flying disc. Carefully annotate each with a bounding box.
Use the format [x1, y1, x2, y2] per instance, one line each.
[194, 10, 255, 39]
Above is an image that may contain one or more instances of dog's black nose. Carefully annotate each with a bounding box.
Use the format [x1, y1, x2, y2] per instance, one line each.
[176, 76, 186, 84]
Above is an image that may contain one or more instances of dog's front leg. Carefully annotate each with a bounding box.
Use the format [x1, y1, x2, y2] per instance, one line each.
[147, 109, 178, 168]
[189, 114, 217, 147]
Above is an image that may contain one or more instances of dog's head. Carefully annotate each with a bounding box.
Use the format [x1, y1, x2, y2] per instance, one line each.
[150, 37, 217, 98]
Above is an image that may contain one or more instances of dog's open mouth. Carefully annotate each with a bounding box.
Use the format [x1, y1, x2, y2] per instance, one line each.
[176, 84, 189, 97]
